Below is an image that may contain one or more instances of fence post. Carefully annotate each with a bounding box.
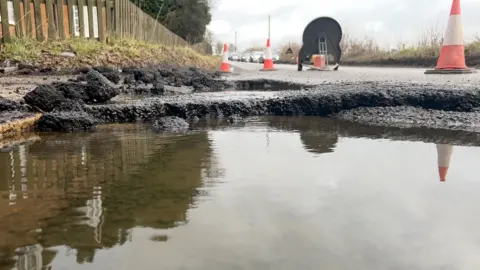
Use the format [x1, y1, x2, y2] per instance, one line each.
[86, 0, 93, 38]
[105, 0, 111, 37]
[13, 0, 23, 37]
[78, 0, 85, 37]
[0, 0, 10, 42]
[24, 0, 32, 37]
[56, 0, 65, 39]
[97, 0, 105, 41]
[45, 0, 57, 39]
[114, 0, 119, 38]
[66, 0, 74, 37]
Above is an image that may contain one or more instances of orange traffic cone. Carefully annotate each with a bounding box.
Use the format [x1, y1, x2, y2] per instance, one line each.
[425, 0, 475, 74]
[436, 144, 453, 182]
[219, 43, 231, 73]
[260, 38, 276, 71]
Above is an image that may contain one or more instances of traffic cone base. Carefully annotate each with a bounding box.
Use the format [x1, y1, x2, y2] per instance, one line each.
[219, 62, 231, 73]
[260, 59, 276, 71]
[425, 68, 476, 74]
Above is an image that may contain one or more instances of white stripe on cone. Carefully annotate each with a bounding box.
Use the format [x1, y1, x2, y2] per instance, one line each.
[264, 46, 272, 60]
[443, 15, 464, 46]
[222, 49, 229, 63]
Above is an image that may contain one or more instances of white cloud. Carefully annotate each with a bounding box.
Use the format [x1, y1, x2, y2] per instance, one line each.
[207, 20, 232, 36]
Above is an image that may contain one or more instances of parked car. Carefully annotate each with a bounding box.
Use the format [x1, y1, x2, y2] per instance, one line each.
[249, 51, 263, 63]
[240, 53, 250, 62]
[259, 53, 280, 64]
[228, 53, 239, 61]
[273, 54, 279, 63]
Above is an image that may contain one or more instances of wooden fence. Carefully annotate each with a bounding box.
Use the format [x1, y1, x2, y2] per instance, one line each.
[0, 0, 193, 48]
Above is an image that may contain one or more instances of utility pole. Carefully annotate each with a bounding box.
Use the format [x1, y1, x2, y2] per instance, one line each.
[234, 31, 237, 53]
[268, 15, 271, 40]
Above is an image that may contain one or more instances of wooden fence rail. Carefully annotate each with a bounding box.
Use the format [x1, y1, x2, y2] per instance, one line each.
[0, 0, 193, 49]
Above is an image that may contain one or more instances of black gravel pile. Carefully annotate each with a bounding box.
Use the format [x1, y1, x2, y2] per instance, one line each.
[10, 75, 480, 133]
[0, 96, 22, 112]
[35, 111, 98, 132]
[85, 82, 480, 126]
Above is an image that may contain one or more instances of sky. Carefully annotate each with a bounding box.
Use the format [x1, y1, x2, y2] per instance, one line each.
[206, 0, 480, 52]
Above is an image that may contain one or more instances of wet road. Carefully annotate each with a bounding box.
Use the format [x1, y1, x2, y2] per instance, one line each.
[1, 118, 480, 270]
[229, 61, 480, 86]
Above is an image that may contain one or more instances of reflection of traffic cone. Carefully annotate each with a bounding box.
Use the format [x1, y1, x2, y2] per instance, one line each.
[436, 144, 453, 182]
[219, 44, 231, 73]
[260, 38, 276, 71]
[425, 0, 475, 74]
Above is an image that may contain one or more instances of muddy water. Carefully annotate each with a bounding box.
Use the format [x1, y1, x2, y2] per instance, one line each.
[1, 117, 480, 270]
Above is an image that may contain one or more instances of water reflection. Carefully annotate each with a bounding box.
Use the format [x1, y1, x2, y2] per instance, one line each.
[263, 117, 459, 183]
[299, 132, 338, 154]
[0, 117, 478, 269]
[437, 144, 453, 182]
[0, 125, 221, 269]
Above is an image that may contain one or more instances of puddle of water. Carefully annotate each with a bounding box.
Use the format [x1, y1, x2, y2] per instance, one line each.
[1, 118, 480, 270]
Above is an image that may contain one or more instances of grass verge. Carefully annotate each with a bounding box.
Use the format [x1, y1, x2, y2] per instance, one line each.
[341, 41, 480, 67]
[0, 37, 221, 71]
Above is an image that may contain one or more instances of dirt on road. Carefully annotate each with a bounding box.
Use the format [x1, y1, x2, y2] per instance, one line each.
[0, 75, 74, 101]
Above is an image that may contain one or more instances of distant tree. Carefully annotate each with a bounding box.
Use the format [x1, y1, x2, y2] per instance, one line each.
[203, 30, 214, 45]
[164, 0, 212, 44]
[132, 0, 212, 44]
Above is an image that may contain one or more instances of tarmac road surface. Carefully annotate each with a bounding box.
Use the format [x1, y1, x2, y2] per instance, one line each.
[228, 61, 480, 87]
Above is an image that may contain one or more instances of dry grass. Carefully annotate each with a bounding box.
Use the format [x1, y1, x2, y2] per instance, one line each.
[0, 37, 221, 70]
[340, 30, 480, 64]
